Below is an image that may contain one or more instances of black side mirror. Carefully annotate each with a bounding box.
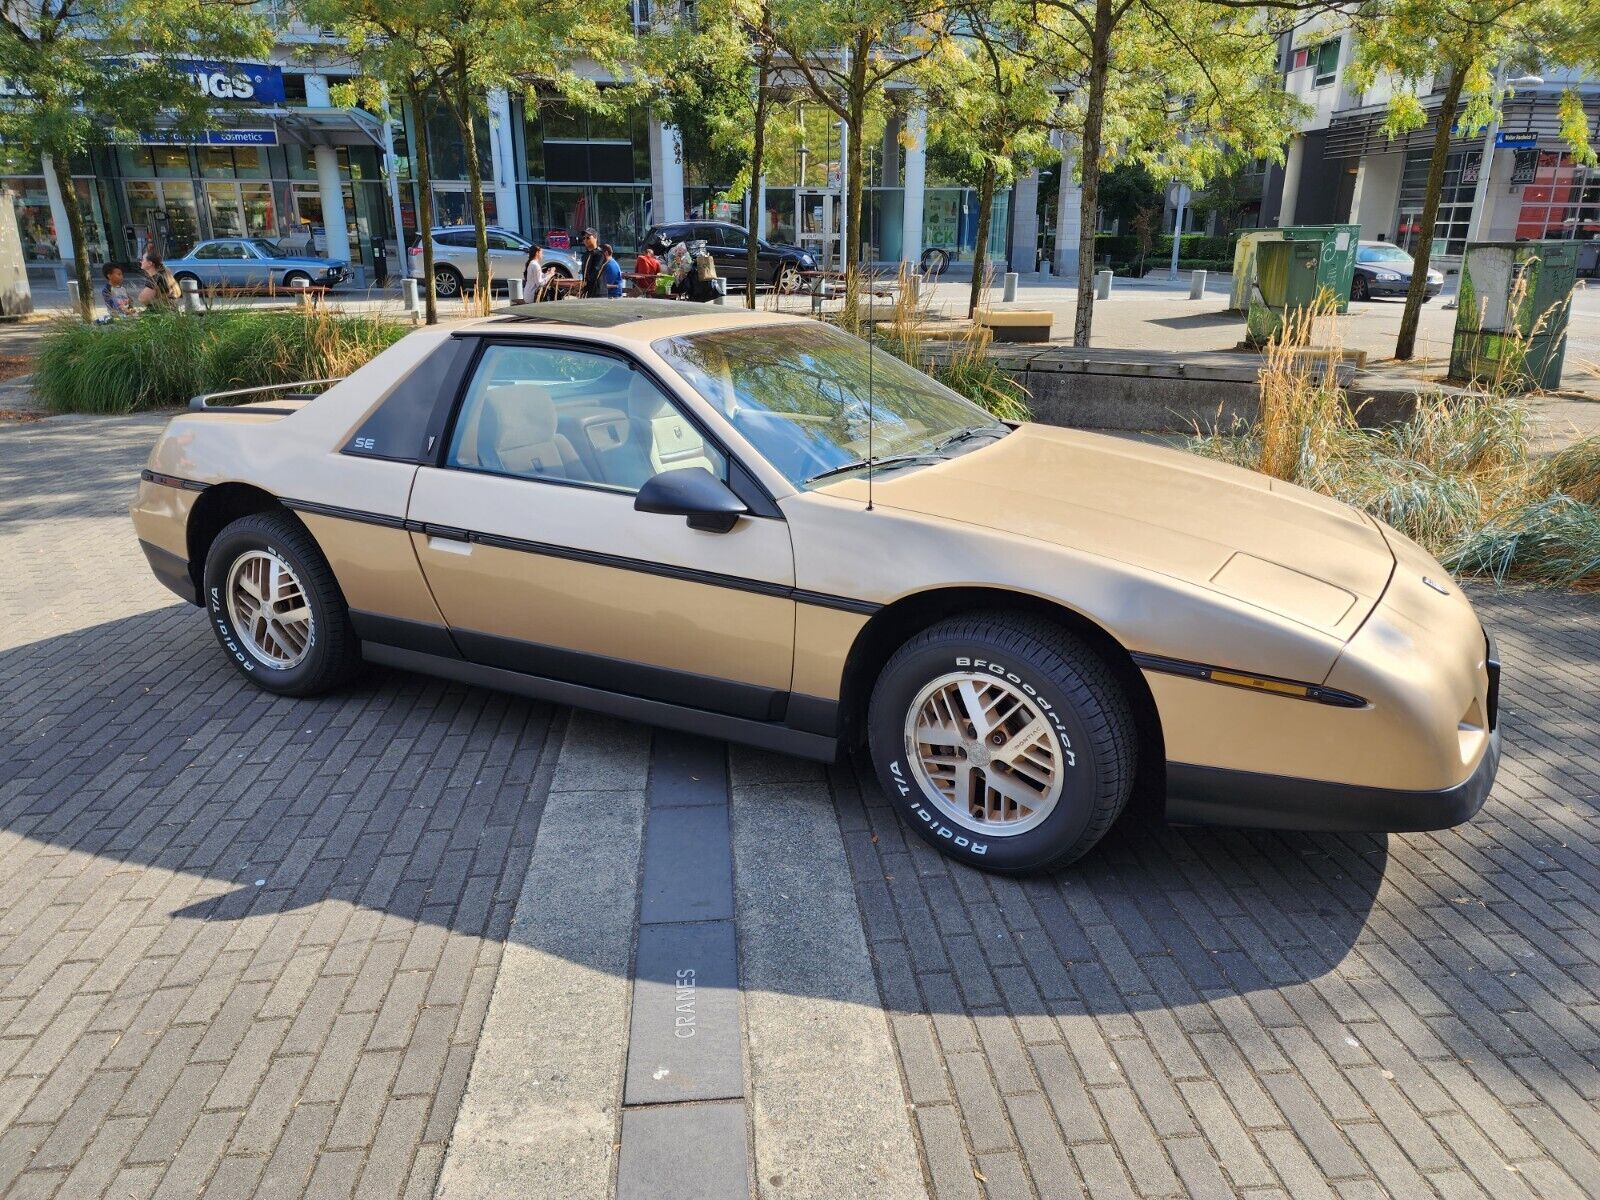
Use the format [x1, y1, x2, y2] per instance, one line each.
[634, 467, 748, 533]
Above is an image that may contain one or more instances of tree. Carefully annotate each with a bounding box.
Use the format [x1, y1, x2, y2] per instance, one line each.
[310, 0, 620, 312]
[0, 0, 270, 319]
[916, 3, 1059, 316]
[1344, 0, 1597, 359]
[641, 0, 783, 307]
[1030, 0, 1312, 345]
[302, 1, 444, 320]
[771, 0, 947, 311]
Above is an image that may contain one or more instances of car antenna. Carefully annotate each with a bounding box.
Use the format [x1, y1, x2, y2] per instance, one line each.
[866, 296, 875, 512]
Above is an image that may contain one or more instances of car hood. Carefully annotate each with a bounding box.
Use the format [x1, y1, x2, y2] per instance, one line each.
[820, 423, 1396, 637]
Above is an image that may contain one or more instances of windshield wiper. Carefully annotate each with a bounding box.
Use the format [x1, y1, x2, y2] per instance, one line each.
[934, 425, 1006, 453]
[803, 453, 940, 486]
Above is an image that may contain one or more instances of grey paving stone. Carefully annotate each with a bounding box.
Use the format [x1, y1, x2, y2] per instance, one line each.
[615, 1101, 751, 1200]
[649, 731, 729, 807]
[639, 803, 735, 925]
[624, 919, 743, 1105]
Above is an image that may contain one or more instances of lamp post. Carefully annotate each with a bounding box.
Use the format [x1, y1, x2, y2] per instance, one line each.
[1463, 70, 1544, 248]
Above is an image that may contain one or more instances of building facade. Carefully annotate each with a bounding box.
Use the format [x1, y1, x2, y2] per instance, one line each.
[2, 31, 1021, 284]
[1269, 25, 1600, 275]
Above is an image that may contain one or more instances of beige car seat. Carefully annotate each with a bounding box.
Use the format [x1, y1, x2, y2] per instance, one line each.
[623, 373, 719, 482]
[455, 383, 592, 482]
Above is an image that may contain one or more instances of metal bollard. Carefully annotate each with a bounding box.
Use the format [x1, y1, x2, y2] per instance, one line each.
[1189, 270, 1207, 300]
[508, 277, 524, 303]
[1003, 272, 1019, 303]
[66, 279, 81, 317]
[1039, 261, 1051, 278]
[402, 277, 419, 318]
[180, 277, 202, 313]
[1095, 269, 1113, 300]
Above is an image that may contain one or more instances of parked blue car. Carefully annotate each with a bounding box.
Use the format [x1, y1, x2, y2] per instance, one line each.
[166, 239, 349, 292]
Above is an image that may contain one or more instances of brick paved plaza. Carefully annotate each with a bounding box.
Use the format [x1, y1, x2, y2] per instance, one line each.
[0, 410, 1597, 1198]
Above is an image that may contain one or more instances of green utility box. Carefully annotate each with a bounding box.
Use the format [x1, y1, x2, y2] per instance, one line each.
[1230, 223, 1358, 315]
[1448, 240, 1578, 392]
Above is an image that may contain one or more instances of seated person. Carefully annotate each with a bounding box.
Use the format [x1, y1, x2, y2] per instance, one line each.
[100, 264, 136, 319]
[633, 245, 661, 295]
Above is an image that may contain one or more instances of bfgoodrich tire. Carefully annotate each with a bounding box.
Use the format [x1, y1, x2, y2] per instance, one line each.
[203, 511, 362, 697]
[867, 615, 1136, 873]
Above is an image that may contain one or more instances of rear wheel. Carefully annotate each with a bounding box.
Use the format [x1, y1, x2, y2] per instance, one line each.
[203, 511, 362, 697]
[174, 271, 200, 288]
[867, 615, 1135, 873]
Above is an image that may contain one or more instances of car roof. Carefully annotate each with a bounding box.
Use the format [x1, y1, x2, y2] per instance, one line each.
[469, 298, 809, 344]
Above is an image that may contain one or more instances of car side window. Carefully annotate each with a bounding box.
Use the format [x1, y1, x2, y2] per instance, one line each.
[446, 343, 726, 494]
[194, 243, 222, 260]
[718, 227, 747, 250]
[438, 230, 474, 248]
[345, 338, 468, 462]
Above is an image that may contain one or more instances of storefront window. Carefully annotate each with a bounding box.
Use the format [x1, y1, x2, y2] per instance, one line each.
[124, 178, 200, 256]
[151, 147, 192, 179]
[1396, 147, 1478, 258]
[9, 178, 59, 260]
[1516, 151, 1599, 242]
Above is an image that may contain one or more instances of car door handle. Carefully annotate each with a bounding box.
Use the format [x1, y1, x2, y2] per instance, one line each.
[422, 525, 473, 555]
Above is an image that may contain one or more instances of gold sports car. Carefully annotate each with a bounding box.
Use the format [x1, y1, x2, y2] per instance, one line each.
[132, 300, 1500, 873]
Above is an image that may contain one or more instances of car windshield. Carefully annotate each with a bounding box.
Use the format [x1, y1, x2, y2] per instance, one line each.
[654, 322, 1007, 488]
[250, 239, 289, 258]
[1357, 244, 1412, 266]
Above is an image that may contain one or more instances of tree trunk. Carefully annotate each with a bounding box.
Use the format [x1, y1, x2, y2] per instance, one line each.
[746, 53, 770, 309]
[1072, 0, 1113, 347]
[1395, 69, 1465, 361]
[50, 152, 92, 322]
[452, 54, 491, 308]
[843, 35, 869, 314]
[968, 159, 997, 319]
[410, 84, 439, 325]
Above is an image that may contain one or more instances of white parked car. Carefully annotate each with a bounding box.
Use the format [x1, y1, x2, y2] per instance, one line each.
[407, 226, 579, 298]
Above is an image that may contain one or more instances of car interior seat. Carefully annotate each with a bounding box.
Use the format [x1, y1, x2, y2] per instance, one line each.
[625, 372, 719, 480]
[457, 383, 593, 483]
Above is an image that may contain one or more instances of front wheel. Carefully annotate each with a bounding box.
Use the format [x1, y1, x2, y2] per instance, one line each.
[433, 265, 464, 298]
[775, 263, 803, 294]
[1351, 274, 1369, 302]
[867, 616, 1135, 873]
[203, 511, 362, 697]
[282, 270, 312, 290]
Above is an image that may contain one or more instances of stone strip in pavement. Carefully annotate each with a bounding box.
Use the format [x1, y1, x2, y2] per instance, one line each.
[435, 710, 649, 1199]
[730, 747, 928, 1200]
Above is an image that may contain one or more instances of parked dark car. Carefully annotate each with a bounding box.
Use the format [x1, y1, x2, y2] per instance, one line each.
[642, 221, 816, 292]
[1351, 240, 1443, 302]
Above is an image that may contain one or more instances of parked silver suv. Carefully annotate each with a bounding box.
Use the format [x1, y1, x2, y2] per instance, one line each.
[407, 226, 579, 298]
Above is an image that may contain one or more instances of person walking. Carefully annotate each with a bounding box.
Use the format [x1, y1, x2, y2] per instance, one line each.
[523, 245, 553, 302]
[579, 227, 606, 298]
[137, 249, 181, 310]
[601, 243, 624, 298]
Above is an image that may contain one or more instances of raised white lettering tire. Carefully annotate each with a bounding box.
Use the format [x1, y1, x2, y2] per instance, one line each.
[867, 616, 1135, 873]
[203, 512, 362, 697]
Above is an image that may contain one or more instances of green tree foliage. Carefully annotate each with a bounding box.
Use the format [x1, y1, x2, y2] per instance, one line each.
[0, 0, 270, 318]
[915, 3, 1060, 316]
[1030, 0, 1307, 345]
[771, 0, 947, 310]
[1344, 0, 1597, 359]
[308, 0, 625, 312]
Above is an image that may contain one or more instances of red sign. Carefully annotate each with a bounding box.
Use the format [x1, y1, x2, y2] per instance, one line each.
[547, 231, 570, 250]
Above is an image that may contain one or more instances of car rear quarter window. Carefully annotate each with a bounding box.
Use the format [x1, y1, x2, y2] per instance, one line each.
[343, 338, 468, 463]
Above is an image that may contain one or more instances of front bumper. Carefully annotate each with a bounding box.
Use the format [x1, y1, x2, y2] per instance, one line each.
[1164, 722, 1498, 831]
[1367, 279, 1441, 299]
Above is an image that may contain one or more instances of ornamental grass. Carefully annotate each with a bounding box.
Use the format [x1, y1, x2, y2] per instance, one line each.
[36, 307, 408, 415]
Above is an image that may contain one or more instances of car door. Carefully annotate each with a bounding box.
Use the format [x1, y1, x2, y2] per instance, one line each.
[486, 232, 527, 284]
[706, 226, 748, 284]
[406, 337, 798, 718]
[215, 241, 255, 287]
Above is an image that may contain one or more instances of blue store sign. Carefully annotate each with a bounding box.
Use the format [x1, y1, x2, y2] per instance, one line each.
[175, 61, 285, 104]
[139, 128, 280, 147]
[1496, 132, 1538, 150]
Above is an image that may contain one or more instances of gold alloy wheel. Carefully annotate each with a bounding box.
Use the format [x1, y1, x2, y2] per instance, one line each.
[225, 550, 314, 670]
[904, 672, 1066, 837]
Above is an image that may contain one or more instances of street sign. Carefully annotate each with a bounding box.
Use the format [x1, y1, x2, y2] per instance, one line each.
[1496, 132, 1538, 150]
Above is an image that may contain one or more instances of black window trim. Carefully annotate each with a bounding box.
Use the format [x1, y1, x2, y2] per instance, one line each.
[424, 331, 784, 519]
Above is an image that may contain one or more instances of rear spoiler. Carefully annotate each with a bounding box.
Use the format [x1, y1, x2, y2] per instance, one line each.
[189, 378, 344, 414]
